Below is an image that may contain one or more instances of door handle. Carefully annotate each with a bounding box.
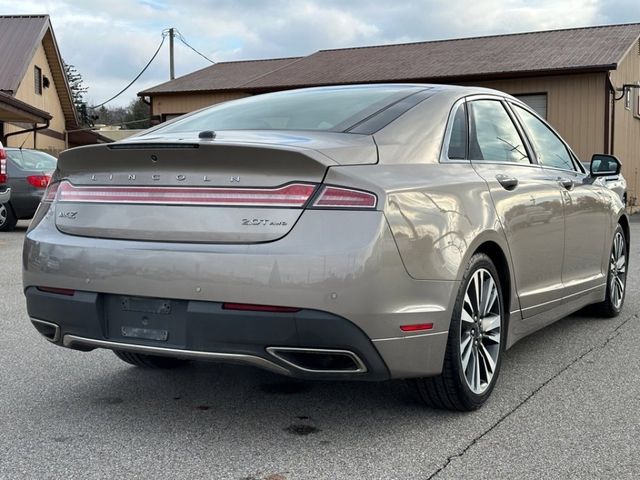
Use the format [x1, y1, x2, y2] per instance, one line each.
[558, 178, 574, 190]
[496, 174, 518, 191]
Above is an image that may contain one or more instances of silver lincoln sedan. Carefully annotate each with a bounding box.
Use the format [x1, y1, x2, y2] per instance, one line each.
[23, 84, 629, 411]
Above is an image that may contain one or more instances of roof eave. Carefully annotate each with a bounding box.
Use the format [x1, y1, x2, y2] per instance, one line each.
[140, 64, 617, 97]
[0, 91, 52, 123]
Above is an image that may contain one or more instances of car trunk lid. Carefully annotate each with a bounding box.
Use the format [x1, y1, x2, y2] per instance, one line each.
[52, 132, 377, 243]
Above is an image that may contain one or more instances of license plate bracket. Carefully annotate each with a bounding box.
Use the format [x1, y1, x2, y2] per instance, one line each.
[105, 295, 187, 347]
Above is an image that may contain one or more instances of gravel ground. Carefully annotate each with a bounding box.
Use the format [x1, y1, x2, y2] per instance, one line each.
[1, 219, 638, 479]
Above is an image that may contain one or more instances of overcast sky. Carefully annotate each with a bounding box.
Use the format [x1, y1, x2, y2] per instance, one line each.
[1, 0, 639, 107]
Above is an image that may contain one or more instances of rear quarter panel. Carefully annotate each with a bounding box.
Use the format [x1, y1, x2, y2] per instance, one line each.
[324, 163, 518, 315]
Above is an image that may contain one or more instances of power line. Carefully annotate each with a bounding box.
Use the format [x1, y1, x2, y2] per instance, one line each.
[89, 34, 167, 109]
[175, 29, 215, 64]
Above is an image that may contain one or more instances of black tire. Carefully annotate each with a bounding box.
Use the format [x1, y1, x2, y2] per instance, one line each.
[113, 350, 189, 369]
[410, 253, 505, 411]
[0, 202, 17, 232]
[594, 224, 628, 318]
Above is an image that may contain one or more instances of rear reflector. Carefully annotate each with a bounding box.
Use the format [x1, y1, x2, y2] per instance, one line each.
[222, 303, 301, 313]
[37, 286, 76, 296]
[312, 186, 377, 209]
[27, 175, 51, 188]
[400, 323, 434, 332]
[56, 181, 316, 207]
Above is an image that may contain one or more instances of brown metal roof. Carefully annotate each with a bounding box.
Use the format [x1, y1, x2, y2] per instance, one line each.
[0, 15, 49, 94]
[0, 15, 78, 127]
[141, 23, 640, 96]
[244, 23, 640, 90]
[138, 57, 302, 95]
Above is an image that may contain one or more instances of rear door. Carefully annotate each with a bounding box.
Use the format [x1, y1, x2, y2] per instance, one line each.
[509, 102, 609, 296]
[464, 98, 566, 318]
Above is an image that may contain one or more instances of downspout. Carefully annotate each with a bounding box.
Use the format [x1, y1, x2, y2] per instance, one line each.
[604, 73, 613, 154]
[3, 119, 50, 146]
[606, 73, 616, 156]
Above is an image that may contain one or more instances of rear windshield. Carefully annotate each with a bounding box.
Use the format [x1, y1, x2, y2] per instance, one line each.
[149, 86, 419, 134]
[6, 149, 57, 171]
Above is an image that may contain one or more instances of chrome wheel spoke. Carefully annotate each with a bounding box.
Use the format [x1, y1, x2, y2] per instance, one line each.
[473, 271, 482, 316]
[483, 277, 497, 316]
[474, 348, 481, 391]
[479, 343, 496, 376]
[482, 314, 501, 333]
[461, 307, 475, 325]
[465, 348, 476, 388]
[461, 335, 473, 370]
[464, 293, 474, 318]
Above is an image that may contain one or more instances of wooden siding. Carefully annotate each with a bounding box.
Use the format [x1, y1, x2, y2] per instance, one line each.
[151, 92, 251, 118]
[4, 41, 65, 150]
[610, 38, 640, 207]
[469, 73, 607, 162]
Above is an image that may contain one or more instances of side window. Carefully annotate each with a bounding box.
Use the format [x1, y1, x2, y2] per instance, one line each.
[447, 103, 467, 160]
[468, 100, 530, 164]
[34, 66, 42, 95]
[512, 104, 576, 171]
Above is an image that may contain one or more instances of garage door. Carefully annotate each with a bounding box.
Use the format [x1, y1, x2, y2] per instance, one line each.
[514, 94, 547, 119]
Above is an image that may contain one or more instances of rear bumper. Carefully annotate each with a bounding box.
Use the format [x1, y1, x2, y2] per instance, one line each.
[23, 209, 456, 378]
[26, 287, 391, 380]
[9, 188, 41, 218]
[0, 187, 10, 204]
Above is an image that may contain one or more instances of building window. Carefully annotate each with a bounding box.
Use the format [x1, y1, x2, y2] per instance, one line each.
[34, 66, 42, 95]
[625, 88, 631, 110]
[514, 94, 548, 119]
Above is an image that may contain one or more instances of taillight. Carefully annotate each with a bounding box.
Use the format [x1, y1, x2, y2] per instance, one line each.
[42, 181, 60, 202]
[37, 286, 75, 296]
[0, 148, 6, 184]
[222, 303, 300, 313]
[311, 186, 377, 209]
[27, 175, 51, 188]
[56, 181, 317, 207]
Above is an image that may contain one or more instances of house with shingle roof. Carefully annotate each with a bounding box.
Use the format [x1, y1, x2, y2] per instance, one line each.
[139, 23, 640, 205]
[0, 14, 108, 154]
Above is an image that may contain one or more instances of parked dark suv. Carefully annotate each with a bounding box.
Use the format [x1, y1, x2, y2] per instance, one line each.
[0, 146, 56, 231]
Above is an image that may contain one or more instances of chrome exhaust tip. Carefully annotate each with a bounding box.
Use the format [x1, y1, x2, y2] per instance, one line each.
[266, 347, 367, 373]
[30, 318, 61, 343]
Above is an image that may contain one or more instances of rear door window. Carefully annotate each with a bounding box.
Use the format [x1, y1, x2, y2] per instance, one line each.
[468, 100, 531, 164]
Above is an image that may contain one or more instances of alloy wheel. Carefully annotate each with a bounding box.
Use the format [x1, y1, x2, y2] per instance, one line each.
[0, 203, 6, 227]
[460, 268, 502, 394]
[609, 231, 626, 309]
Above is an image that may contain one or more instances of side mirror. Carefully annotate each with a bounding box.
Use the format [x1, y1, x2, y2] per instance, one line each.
[590, 154, 621, 177]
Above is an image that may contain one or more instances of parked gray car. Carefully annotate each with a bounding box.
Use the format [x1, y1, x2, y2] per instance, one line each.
[0, 147, 56, 231]
[23, 84, 629, 410]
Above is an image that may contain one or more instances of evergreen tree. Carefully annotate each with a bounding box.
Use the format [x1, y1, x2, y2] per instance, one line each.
[123, 98, 151, 129]
[64, 60, 91, 125]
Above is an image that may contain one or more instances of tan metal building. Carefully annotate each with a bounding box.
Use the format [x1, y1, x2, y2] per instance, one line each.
[139, 23, 640, 205]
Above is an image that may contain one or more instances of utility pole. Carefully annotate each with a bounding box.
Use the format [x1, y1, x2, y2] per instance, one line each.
[169, 27, 175, 80]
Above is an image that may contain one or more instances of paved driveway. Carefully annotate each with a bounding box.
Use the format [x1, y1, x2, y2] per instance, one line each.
[1, 220, 639, 479]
